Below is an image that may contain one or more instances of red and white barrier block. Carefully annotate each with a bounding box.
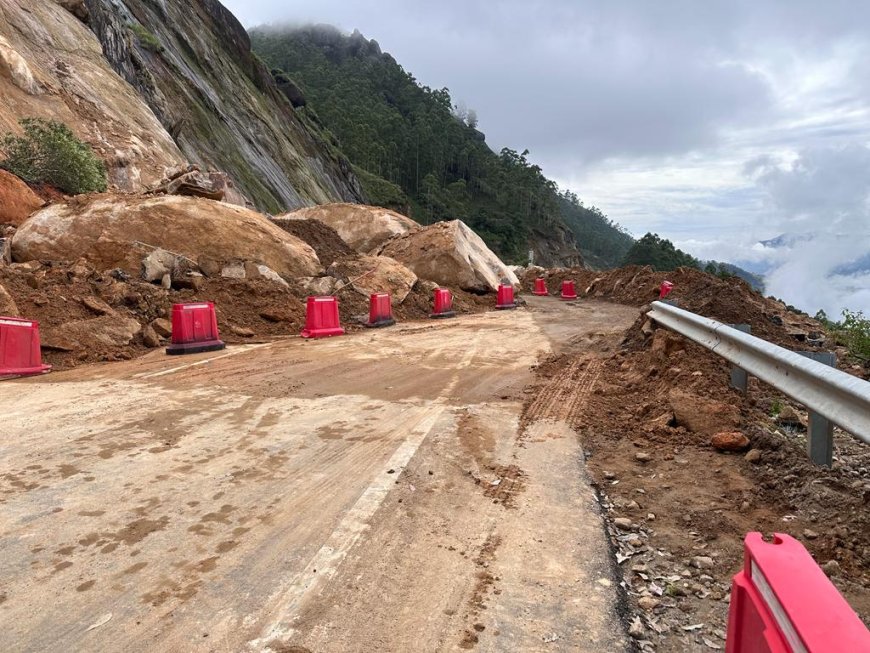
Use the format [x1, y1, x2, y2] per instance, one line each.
[726, 532, 870, 652]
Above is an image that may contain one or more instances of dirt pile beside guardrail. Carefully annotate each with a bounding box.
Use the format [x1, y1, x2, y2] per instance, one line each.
[521, 289, 870, 649]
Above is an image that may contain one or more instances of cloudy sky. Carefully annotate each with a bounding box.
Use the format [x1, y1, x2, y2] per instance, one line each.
[223, 0, 870, 316]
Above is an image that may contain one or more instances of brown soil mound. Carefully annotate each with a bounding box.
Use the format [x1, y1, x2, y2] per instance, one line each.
[0, 257, 494, 371]
[522, 265, 825, 350]
[271, 218, 357, 267]
[523, 319, 870, 649]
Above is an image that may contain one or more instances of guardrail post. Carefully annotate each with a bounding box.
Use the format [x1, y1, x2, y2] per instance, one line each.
[797, 351, 837, 467]
[729, 324, 751, 392]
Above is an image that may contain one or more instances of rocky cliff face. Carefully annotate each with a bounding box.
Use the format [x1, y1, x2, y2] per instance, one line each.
[0, 0, 186, 189]
[82, 0, 364, 212]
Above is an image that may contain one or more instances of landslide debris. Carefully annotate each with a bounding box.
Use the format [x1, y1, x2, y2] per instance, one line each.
[520, 266, 869, 650]
[12, 194, 321, 279]
[1, 195, 495, 371]
[381, 220, 520, 294]
[277, 203, 420, 254]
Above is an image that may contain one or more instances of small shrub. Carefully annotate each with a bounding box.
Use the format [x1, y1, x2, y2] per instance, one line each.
[770, 398, 783, 418]
[839, 309, 870, 361]
[129, 24, 163, 53]
[0, 118, 107, 194]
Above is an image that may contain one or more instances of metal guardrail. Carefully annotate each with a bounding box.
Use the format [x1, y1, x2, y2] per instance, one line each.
[647, 301, 870, 466]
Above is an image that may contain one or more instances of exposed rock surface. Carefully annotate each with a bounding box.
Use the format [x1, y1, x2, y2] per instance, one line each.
[668, 388, 741, 437]
[82, 0, 363, 212]
[379, 220, 519, 293]
[277, 203, 420, 254]
[44, 313, 142, 351]
[328, 255, 418, 304]
[0, 0, 186, 189]
[12, 195, 321, 279]
[0, 171, 43, 226]
[0, 282, 18, 316]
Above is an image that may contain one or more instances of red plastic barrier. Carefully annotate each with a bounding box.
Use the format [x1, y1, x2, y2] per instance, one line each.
[301, 296, 345, 339]
[430, 287, 456, 319]
[560, 280, 578, 300]
[532, 278, 549, 296]
[166, 302, 226, 355]
[496, 284, 517, 310]
[366, 293, 395, 328]
[660, 280, 674, 299]
[726, 533, 870, 652]
[0, 316, 51, 379]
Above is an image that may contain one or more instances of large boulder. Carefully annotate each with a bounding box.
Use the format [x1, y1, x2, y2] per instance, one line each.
[668, 388, 741, 437]
[279, 203, 420, 254]
[328, 255, 418, 304]
[12, 195, 321, 279]
[0, 170, 43, 226]
[379, 220, 518, 293]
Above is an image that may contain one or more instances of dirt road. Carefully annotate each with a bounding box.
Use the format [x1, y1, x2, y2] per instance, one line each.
[0, 298, 639, 652]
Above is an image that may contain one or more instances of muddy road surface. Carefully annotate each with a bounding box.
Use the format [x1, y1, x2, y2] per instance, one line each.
[1, 299, 639, 652]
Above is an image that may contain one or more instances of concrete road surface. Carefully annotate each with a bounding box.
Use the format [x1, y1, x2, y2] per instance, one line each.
[0, 298, 638, 652]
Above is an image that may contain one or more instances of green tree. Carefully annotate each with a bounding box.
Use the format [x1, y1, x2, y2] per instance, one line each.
[621, 233, 701, 271]
[1, 118, 107, 194]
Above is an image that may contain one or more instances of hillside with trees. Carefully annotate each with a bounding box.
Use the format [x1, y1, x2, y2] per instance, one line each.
[249, 25, 633, 266]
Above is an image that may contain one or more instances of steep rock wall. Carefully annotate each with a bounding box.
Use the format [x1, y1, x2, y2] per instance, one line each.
[0, 0, 186, 190]
[83, 0, 365, 212]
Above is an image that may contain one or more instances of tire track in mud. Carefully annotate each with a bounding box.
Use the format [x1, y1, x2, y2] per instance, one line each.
[523, 358, 603, 427]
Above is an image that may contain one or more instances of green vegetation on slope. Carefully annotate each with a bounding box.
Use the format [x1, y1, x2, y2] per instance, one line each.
[815, 309, 870, 362]
[249, 25, 631, 266]
[621, 233, 701, 271]
[1, 118, 107, 194]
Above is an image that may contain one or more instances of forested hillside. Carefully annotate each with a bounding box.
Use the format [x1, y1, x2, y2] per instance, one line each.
[249, 25, 633, 266]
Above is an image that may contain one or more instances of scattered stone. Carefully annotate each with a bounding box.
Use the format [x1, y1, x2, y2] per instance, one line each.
[230, 325, 255, 337]
[614, 517, 634, 531]
[151, 318, 172, 338]
[638, 596, 660, 611]
[669, 388, 741, 436]
[221, 262, 246, 279]
[691, 556, 714, 570]
[821, 560, 840, 577]
[710, 431, 750, 452]
[744, 449, 762, 464]
[628, 616, 645, 639]
[80, 296, 113, 315]
[635, 452, 652, 463]
[141, 325, 161, 348]
[258, 310, 288, 323]
[0, 283, 19, 316]
[803, 529, 819, 540]
[603, 471, 617, 480]
[142, 248, 177, 282]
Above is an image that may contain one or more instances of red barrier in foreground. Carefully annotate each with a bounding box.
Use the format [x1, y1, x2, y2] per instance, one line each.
[560, 280, 578, 300]
[495, 284, 517, 310]
[532, 278, 549, 296]
[0, 316, 51, 379]
[660, 280, 674, 299]
[366, 293, 395, 328]
[430, 288, 456, 319]
[726, 533, 870, 652]
[301, 296, 345, 339]
[166, 302, 226, 355]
